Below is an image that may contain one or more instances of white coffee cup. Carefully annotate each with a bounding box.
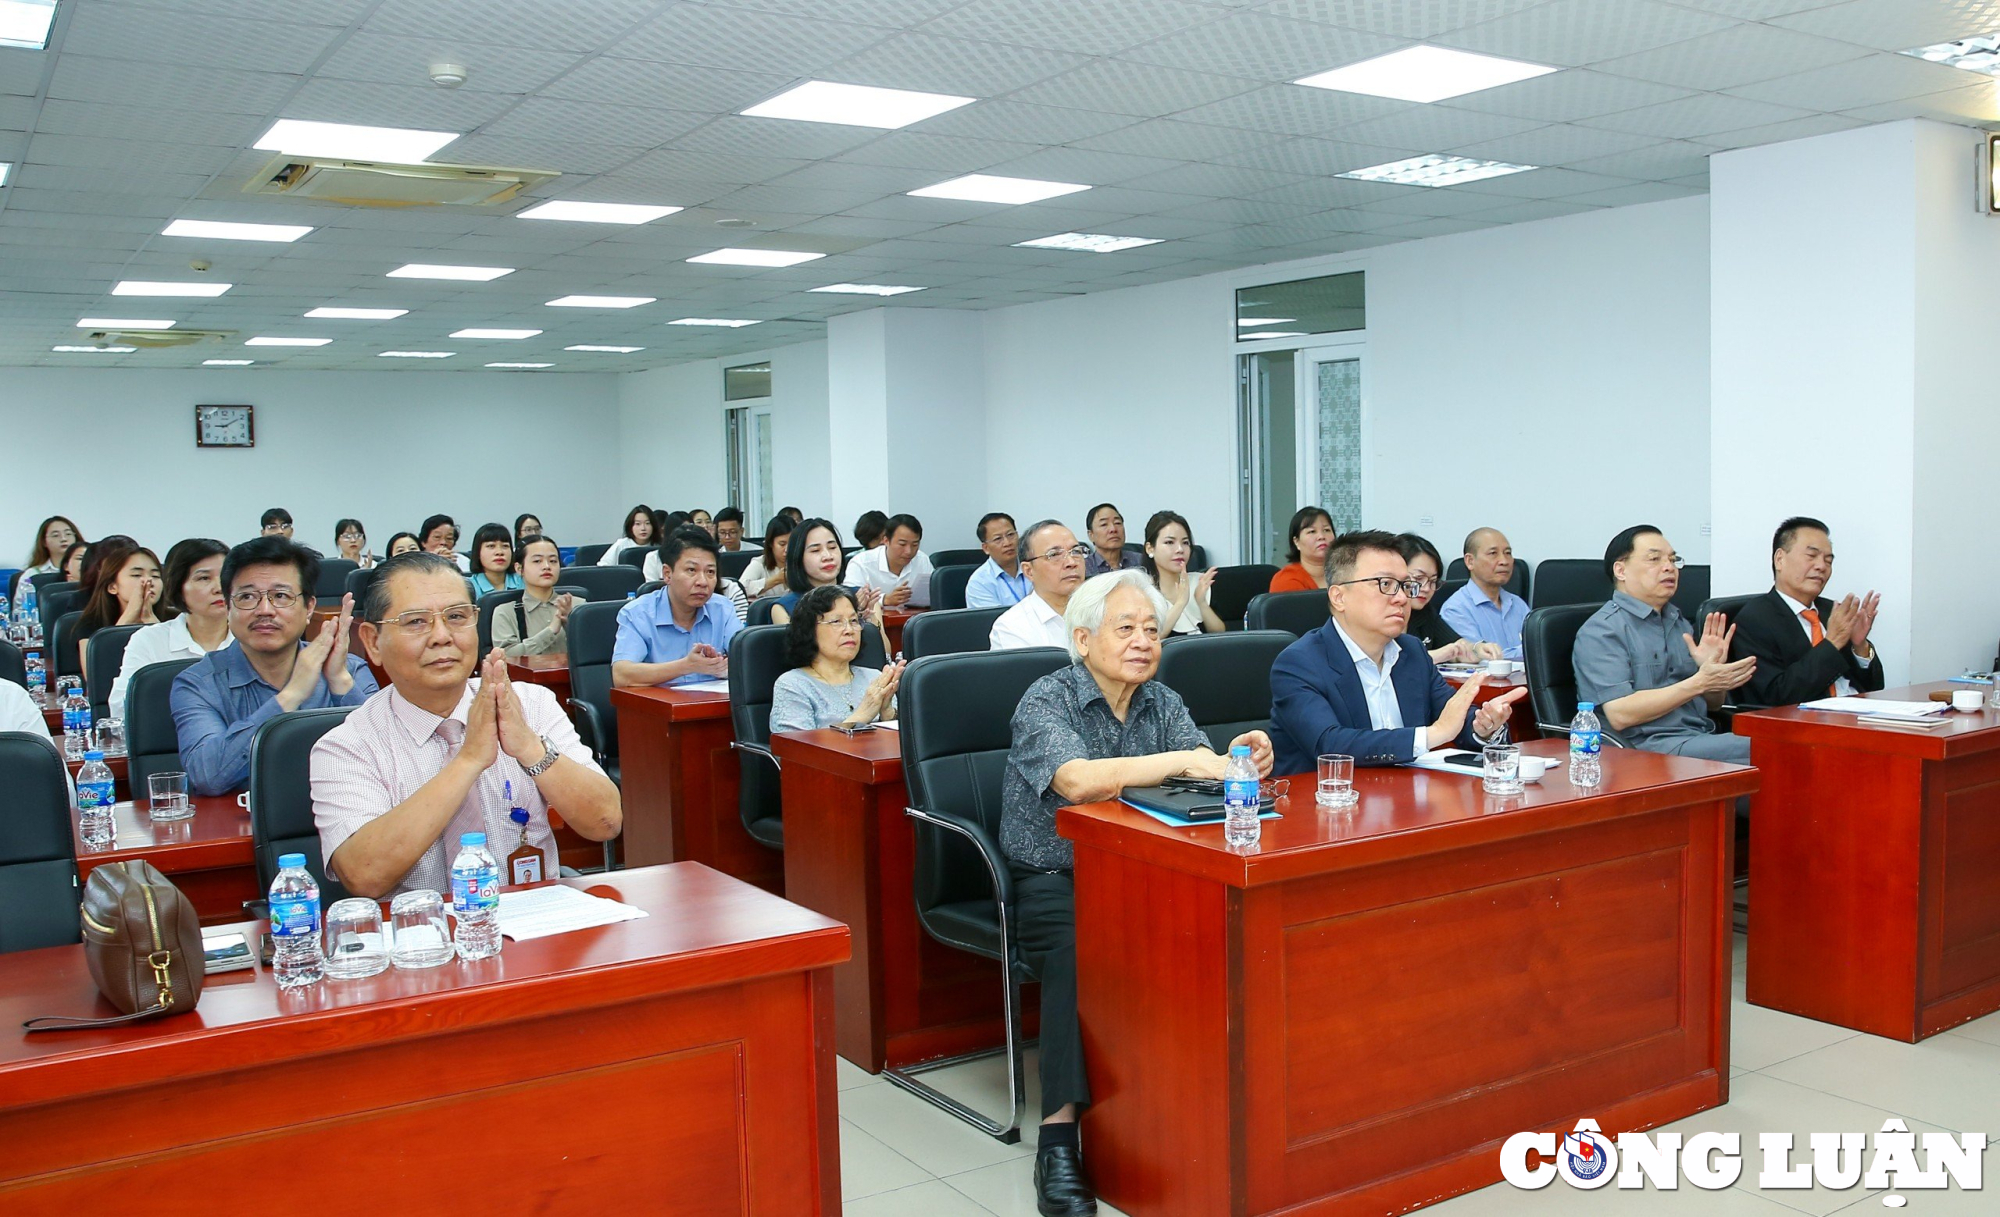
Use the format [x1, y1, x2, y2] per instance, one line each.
[1518, 756, 1552, 782]
[1483, 659, 1513, 677]
[1952, 689, 1984, 713]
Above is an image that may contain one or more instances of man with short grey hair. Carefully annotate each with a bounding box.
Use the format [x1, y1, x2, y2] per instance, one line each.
[1439, 526, 1527, 660]
[989, 519, 1087, 651]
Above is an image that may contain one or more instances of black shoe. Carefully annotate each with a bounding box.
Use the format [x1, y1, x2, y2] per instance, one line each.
[1035, 1143, 1098, 1216]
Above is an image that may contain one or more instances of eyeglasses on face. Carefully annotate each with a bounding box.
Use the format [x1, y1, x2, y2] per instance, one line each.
[817, 616, 863, 632]
[339, 530, 364, 542]
[379, 604, 478, 636]
[1024, 543, 1090, 564]
[230, 589, 302, 611]
[1334, 576, 1424, 599]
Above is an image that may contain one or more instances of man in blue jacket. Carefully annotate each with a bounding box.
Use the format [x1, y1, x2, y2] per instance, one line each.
[1271, 529, 1526, 777]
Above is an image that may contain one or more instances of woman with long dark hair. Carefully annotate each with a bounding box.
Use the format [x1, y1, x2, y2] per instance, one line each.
[75, 540, 161, 680]
[769, 518, 882, 627]
[598, 504, 655, 566]
[1141, 511, 1222, 635]
[109, 538, 231, 720]
[23, 515, 80, 576]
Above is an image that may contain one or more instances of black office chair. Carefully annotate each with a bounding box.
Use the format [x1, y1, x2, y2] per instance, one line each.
[1673, 564, 1712, 623]
[1243, 590, 1329, 637]
[748, 595, 783, 626]
[557, 565, 643, 602]
[477, 588, 526, 656]
[1446, 556, 1530, 601]
[49, 610, 83, 683]
[1158, 631, 1294, 752]
[1530, 559, 1612, 609]
[719, 549, 758, 581]
[1522, 605, 1628, 745]
[0, 732, 80, 953]
[636, 579, 663, 596]
[727, 625, 789, 850]
[619, 546, 655, 571]
[1695, 593, 1761, 723]
[314, 559, 358, 601]
[1437, 577, 1468, 608]
[1208, 564, 1279, 629]
[0, 638, 23, 690]
[903, 607, 1006, 660]
[127, 657, 199, 791]
[890, 646, 1070, 1142]
[1189, 544, 1209, 571]
[929, 548, 985, 569]
[245, 707, 356, 913]
[566, 600, 623, 788]
[39, 583, 79, 631]
[929, 563, 977, 611]
[343, 565, 379, 611]
[573, 543, 611, 566]
[85, 623, 141, 722]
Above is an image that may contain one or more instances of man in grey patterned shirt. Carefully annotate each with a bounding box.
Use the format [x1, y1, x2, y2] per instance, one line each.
[1001, 569, 1272, 1215]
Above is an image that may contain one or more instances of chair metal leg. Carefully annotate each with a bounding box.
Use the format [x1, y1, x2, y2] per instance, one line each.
[882, 955, 1028, 1144]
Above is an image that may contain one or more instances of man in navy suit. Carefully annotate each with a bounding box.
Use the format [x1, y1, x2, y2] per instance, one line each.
[1271, 529, 1527, 777]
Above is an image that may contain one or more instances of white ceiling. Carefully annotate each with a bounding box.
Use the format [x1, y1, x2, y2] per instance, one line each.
[0, 0, 1995, 371]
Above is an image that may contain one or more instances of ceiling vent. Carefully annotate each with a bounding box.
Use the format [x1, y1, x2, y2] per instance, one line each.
[82, 328, 233, 348]
[246, 157, 558, 208]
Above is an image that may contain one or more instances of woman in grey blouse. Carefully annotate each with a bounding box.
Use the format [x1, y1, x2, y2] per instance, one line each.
[769, 585, 905, 734]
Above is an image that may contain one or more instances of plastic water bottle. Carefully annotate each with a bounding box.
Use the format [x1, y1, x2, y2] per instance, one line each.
[1222, 744, 1261, 848]
[450, 832, 502, 960]
[62, 688, 90, 759]
[269, 854, 324, 989]
[24, 650, 46, 707]
[15, 579, 34, 626]
[1569, 702, 1603, 789]
[76, 750, 115, 846]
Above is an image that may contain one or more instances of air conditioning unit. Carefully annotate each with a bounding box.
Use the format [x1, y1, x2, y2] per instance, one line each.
[82, 328, 233, 349]
[247, 157, 559, 208]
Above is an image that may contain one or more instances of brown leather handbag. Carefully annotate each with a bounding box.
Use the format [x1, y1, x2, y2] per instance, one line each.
[23, 860, 204, 1032]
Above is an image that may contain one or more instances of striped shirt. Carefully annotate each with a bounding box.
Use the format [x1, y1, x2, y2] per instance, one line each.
[309, 679, 601, 896]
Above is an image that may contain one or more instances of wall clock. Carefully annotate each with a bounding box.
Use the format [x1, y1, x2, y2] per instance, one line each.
[195, 404, 255, 448]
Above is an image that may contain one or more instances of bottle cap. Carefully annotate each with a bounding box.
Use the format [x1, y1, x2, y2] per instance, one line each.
[461, 832, 487, 846]
[277, 852, 306, 869]
[84, 750, 104, 761]
[1230, 744, 1251, 756]
[1577, 702, 1595, 712]
[511, 808, 529, 827]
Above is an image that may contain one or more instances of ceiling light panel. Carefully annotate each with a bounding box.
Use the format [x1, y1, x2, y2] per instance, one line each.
[78, 317, 173, 329]
[566, 345, 644, 352]
[0, 162, 11, 187]
[686, 248, 827, 267]
[162, 219, 313, 243]
[811, 284, 925, 296]
[908, 174, 1092, 204]
[1013, 232, 1164, 252]
[451, 328, 542, 339]
[306, 307, 407, 320]
[113, 281, 232, 297]
[203, 359, 254, 366]
[0, 0, 57, 51]
[379, 351, 455, 358]
[743, 81, 977, 130]
[245, 337, 332, 347]
[1337, 154, 1537, 187]
[546, 295, 655, 308]
[668, 318, 763, 327]
[387, 264, 514, 281]
[487, 362, 552, 369]
[1296, 47, 1557, 103]
[52, 345, 135, 354]
[1237, 318, 1297, 325]
[1901, 35, 2000, 76]
[515, 200, 684, 224]
[254, 119, 460, 164]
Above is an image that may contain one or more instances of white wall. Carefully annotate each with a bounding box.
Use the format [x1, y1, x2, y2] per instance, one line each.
[0, 368, 623, 563]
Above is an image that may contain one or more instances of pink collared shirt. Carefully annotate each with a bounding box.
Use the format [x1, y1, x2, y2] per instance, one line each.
[310, 679, 602, 896]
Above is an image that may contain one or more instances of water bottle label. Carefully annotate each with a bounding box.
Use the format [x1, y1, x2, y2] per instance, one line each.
[451, 868, 499, 912]
[1570, 731, 1601, 756]
[78, 782, 115, 810]
[271, 896, 319, 938]
[1224, 779, 1259, 808]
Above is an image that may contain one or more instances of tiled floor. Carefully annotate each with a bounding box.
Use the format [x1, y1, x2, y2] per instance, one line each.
[836, 933, 2000, 1214]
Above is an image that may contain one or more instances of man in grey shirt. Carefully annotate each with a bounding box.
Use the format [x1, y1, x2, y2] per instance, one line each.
[1573, 525, 1756, 763]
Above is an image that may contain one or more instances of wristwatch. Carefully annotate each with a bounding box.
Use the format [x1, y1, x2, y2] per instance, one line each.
[523, 735, 560, 777]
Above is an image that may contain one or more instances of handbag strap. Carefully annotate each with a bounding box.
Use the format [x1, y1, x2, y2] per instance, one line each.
[23, 1001, 169, 1032]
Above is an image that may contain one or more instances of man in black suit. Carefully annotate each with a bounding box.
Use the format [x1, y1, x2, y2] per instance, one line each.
[1731, 516, 1883, 707]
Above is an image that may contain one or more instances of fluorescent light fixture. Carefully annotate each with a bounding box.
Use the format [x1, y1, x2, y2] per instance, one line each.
[162, 218, 312, 243]
[566, 344, 644, 353]
[668, 318, 762, 327]
[113, 280, 231, 297]
[203, 359, 254, 366]
[1237, 318, 1296, 326]
[811, 283, 925, 296]
[1295, 46, 1556, 103]
[742, 80, 975, 130]
[0, 162, 11, 187]
[1238, 331, 1308, 340]
[378, 350, 456, 359]
[516, 200, 683, 224]
[1014, 232, 1163, 252]
[1902, 34, 2000, 75]
[254, 119, 459, 164]
[686, 248, 826, 268]
[451, 327, 542, 339]
[0, 0, 58, 51]
[1338, 153, 1536, 187]
[52, 345, 135, 354]
[245, 336, 331, 347]
[78, 317, 173, 329]
[487, 362, 553, 369]
[305, 307, 407, 320]
[909, 174, 1091, 205]
[387, 263, 513, 281]
[546, 294, 655, 308]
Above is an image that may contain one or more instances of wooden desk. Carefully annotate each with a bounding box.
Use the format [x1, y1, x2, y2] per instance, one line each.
[73, 794, 257, 925]
[882, 607, 923, 656]
[774, 727, 1023, 1073]
[1059, 741, 1755, 1217]
[0, 864, 848, 1214]
[507, 652, 571, 706]
[1442, 668, 1541, 741]
[613, 685, 782, 893]
[1736, 681, 2000, 1041]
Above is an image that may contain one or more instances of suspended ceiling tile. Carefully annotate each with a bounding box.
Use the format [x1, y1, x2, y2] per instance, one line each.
[1565, 138, 1715, 180]
[1167, 83, 1409, 137]
[1117, 13, 1402, 82]
[1258, 0, 1551, 40]
[1692, 111, 1868, 148]
[1008, 59, 1260, 119]
[609, 4, 894, 74]
[1115, 160, 1311, 197]
[1455, 196, 1603, 222]
[316, 32, 586, 95]
[48, 55, 297, 116]
[33, 99, 267, 147]
[832, 130, 1043, 173]
[1438, 0, 1739, 67]
[1211, 135, 1425, 176]
[1593, 23, 1872, 92]
[1449, 122, 1664, 165]
[1726, 51, 1980, 111]
[436, 135, 641, 174]
[364, 0, 669, 53]
[1842, 82, 2000, 124]
[920, 0, 1220, 56]
[980, 145, 1188, 185]
[280, 78, 523, 132]
[485, 97, 710, 147]
[537, 57, 792, 113]
[612, 146, 813, 187]
[1330, 103, 1544, 149]
[821, 31, 1091, 96]
[1770, 0, 2000, 54]
[61, 4, 343, 74]
[1069, 117, 1286, 161]
[1439, 68, 1699, 125]
[1578, 92, 1819, 138]
[1451, 165, 1645, 198]
[915, 99, 1139, 144]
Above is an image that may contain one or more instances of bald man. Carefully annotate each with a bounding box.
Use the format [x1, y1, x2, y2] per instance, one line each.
[1439, 527, 1528, 660]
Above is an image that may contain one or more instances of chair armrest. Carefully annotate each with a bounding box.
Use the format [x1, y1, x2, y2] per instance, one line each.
[729, 739, 781, 772]
[567, 697, 608, 763]
[905, 805, 1013, 910]
[1536, 723, 1634, 749]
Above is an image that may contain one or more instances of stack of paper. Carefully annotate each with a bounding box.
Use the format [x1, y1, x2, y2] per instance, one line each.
[1802, 697, 1945, 720]
[497, 884, 648, 941]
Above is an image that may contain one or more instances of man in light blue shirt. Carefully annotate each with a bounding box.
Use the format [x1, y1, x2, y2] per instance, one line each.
[965, 512, 1031, 609]
[1439, 527, 1528, 660]
[171, 536, 378, 795]
[612, 527, 743, 687]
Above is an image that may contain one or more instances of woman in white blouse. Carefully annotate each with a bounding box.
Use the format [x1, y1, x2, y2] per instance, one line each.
[739, 513, 792, 597]
[598, 504, 656, 566]
[109, 538, 232, 722]
[22, 514, 80, 576]
[1142, 511, 1224, 635]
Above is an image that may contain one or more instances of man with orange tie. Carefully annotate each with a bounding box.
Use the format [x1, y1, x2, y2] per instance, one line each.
[1729, 516, 1884, 707]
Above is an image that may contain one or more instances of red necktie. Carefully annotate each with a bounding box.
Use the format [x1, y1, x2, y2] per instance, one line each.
[1801, 608, 1835, 697]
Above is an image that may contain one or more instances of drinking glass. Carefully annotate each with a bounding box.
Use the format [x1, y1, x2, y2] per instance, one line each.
[1315, 754, 1357, 808]
[323, 898, 390, 979]
[55, 675, 80, 697]
[96, 717, 125, 757]
[388, 890, 455, 969]
[1987, 674, 2000, 712]
[1483, 744, 1523, 795]
[146, 770, 192, 822]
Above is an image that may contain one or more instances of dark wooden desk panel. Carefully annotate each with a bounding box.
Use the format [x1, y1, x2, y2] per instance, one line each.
[73, 794, 256, 924]
[0, 864, 847, 1215]
[613, 685, 781, 893]
[1736, 681, 2000, 1041]
[774, 727, 1021, 1073]
[882, 607, 922, 656]
[1442, 668, 1541, 741]
[507, 652, 572, 705]
[1060, 742, 1754, 1217]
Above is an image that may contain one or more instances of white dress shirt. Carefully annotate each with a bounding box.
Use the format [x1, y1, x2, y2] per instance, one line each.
[1330, 619, 1426, 760]
[2, 681, 71, 804]
[845, 546, 935, 608]
[598, 536, 640, 566]
[740, 554, 783, 597]
[1777, 590, 1872, 696]
[109, 615, 232, 723]
[990, 593, 1069, 651]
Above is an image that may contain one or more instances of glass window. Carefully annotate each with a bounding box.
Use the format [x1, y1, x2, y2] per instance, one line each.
[1235, 272, 1364, 340]
[723, 360, 771, 401]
